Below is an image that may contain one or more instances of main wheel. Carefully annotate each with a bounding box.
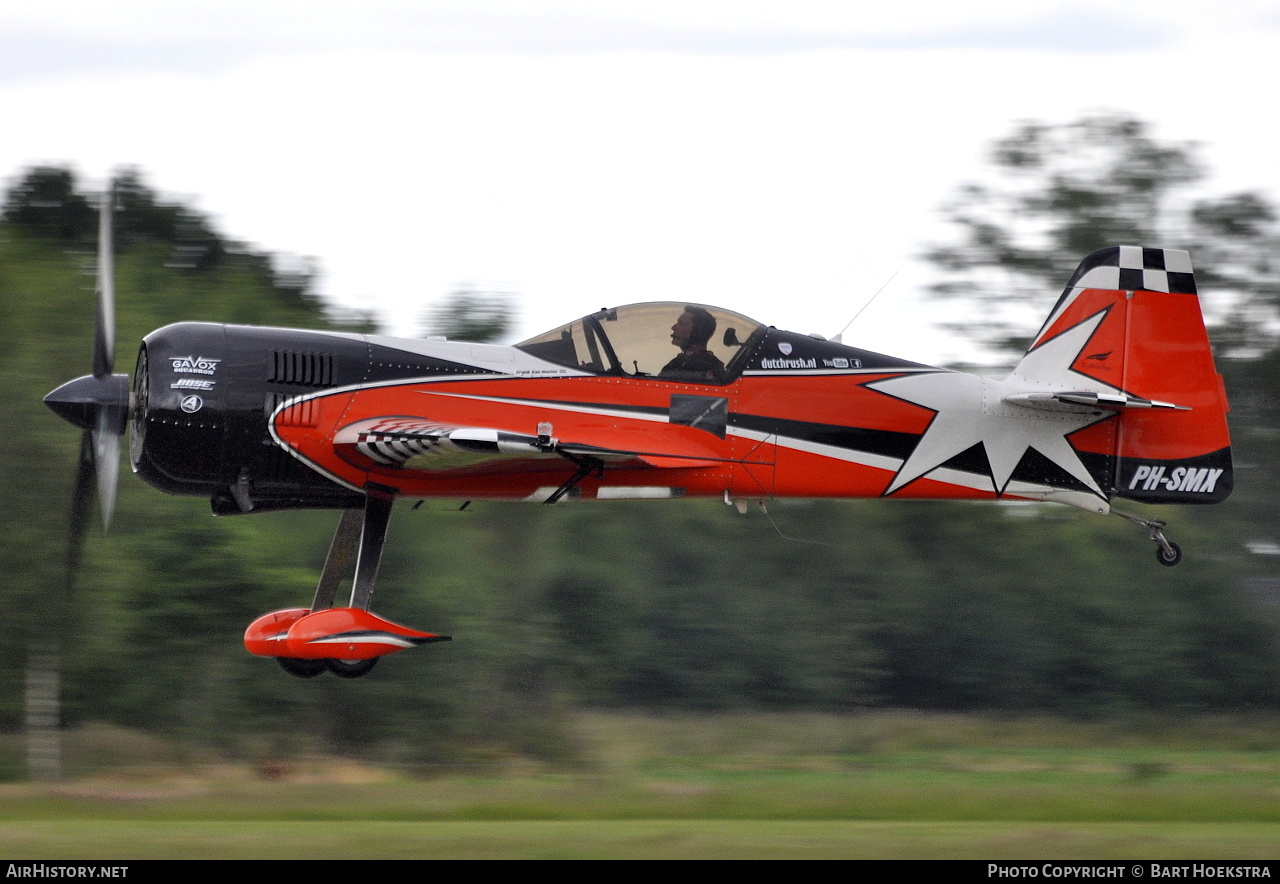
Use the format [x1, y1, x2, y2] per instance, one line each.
[1156, 541, 1183, 567]
[277, 657, 326, 678]
[326, 658, 378, 679]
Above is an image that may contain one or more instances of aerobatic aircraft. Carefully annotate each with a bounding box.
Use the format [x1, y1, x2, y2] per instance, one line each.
[45, 186, 1233, 678]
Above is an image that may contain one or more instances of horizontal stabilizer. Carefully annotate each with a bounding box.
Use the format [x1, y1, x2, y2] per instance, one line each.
[1004, 391, 1190, 412]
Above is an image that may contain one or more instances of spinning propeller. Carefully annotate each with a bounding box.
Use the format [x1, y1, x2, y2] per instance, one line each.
[44, 181, 130, 558]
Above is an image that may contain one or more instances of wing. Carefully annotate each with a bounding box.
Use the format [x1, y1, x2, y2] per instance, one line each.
[333, 416, 724, 472]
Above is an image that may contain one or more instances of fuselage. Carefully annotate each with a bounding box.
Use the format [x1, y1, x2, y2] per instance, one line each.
[128, 304, 1133, 516]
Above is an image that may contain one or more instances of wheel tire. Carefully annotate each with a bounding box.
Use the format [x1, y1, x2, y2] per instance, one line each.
[1156, 542, 1183, 567]
[326, 658, 378, 679]
[277, 657, 326, 678]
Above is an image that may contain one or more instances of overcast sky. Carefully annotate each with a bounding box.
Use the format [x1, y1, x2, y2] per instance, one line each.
[3, 1, 1277, 364]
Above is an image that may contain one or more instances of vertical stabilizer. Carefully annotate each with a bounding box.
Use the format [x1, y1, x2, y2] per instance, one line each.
[1009, 246, 1232, 504]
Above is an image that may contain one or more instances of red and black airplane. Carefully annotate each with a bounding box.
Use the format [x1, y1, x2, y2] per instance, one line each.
[45, 187, 1232, 678]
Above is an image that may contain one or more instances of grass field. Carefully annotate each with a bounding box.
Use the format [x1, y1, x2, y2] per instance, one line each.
[2, 712, 1278, 859]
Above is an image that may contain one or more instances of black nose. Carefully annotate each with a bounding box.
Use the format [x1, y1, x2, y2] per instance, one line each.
[44, 374, 130, 433]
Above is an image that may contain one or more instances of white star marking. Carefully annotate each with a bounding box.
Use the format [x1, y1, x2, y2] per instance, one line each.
[870, 313, 1120, 499]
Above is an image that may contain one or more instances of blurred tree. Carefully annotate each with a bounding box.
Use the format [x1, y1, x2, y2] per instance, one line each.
[421, 284, 516, 343]
[2, 166, 96, 242]
[924, 113, 1280, 359]
[112, 167, 228, 272]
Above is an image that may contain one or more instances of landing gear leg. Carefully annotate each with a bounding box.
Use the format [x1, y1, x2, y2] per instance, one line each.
[349, 485, 395, 612]
[248, 485, 446, 678]
[311, 507, 363, 610]
[274, 490, 395, 679]
[1113, 509, 1183, 567]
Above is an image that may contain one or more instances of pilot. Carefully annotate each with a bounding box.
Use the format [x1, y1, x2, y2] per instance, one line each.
[661, 306, 725, 380]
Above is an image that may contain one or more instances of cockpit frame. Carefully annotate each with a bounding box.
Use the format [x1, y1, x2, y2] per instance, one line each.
[516, 302, 766, 385]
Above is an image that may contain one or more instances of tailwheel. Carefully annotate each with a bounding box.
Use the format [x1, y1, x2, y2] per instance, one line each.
[1156, 541, 1183, 568]
[276, 657, 326, 679]
[1113, 509, 1183, 567]
[326, 658, 378, 679]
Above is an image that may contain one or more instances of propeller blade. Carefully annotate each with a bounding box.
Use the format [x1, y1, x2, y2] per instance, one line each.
[93, 411, 120, 530]
[67, 431, 95, 580]
[92, 181, 115, 379]
[45, 178, 128, 539]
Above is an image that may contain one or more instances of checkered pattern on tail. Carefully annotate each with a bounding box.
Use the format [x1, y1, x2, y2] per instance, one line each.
[1064, 245, 1196, 295]
[1031, 246, 1198, 353]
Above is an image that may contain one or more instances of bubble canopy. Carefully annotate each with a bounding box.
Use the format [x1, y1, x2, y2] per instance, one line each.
[516, 302, 766, 384]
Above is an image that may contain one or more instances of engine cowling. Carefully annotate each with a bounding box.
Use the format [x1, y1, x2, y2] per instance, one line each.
[130, 322, 229, 497]
[130, 322, 369, 511]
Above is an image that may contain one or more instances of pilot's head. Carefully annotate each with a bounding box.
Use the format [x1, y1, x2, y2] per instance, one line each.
[672, 306, 716, 350]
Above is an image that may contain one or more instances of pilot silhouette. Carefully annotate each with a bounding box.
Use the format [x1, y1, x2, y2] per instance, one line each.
[661, 306, 724, 380]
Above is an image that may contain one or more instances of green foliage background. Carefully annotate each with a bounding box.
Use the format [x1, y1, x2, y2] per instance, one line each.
[2, 145, 1279, 773]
